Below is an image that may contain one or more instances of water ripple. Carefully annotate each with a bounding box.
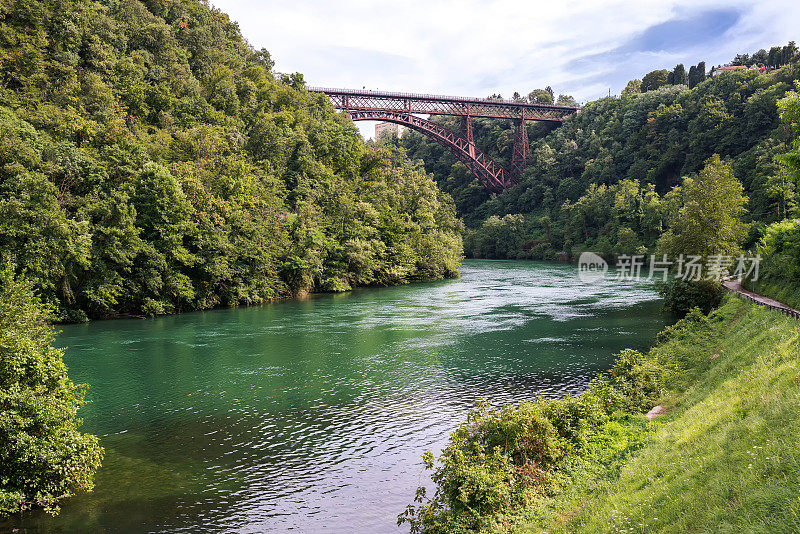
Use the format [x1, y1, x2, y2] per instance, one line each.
[5, 260, 669, 534]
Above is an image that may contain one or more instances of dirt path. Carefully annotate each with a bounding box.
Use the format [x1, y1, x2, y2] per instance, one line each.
[722, 280, 800, 319]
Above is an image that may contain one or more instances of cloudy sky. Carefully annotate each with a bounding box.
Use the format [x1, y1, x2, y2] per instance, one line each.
[213, 0, 799, 137]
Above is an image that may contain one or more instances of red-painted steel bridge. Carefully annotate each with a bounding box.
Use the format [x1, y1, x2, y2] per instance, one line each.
[308, 87, 579, 192]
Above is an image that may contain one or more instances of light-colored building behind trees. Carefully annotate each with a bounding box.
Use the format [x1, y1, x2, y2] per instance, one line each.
[375, 122, 407, 140]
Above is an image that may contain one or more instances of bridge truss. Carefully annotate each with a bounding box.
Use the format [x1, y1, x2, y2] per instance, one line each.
[308, 87, 579, 192]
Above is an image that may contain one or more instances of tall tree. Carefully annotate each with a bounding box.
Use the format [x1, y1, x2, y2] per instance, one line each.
[657, 155, 748, 260]
[528, 89, 554, 104]
[786, 41, 799, 63]
[622, 79, 642, 95]
[696, 61, 706, 80]
[641, 69, 670, 92]
[556, 94, 578, 106]
[671, 64, 688, 85]
[775, 82, 800, 212]
[656, 156, 748, 314]
[732, 53, 750, 66]
[687, 65, 698, 88]
[688, 62, 708, 88]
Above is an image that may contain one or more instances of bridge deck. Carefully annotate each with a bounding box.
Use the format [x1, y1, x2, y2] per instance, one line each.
[308, 87, 579, 122]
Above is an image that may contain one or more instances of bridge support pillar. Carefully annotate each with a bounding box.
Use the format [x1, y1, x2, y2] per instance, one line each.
[511, 119, 530, 181]
[460, 115, 475, 158]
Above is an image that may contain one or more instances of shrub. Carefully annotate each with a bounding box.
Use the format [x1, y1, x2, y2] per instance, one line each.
[398, 306, 726, 533]
[398, 397, 609, 533]
[659, 278, 725, 315]
[399, 350, 665, 533]
[0, 267, 103, 516]
[587, 349, 663, 413]
[655, 306, 711, 344]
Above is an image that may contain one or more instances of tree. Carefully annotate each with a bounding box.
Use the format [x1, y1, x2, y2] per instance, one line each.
[775, 83, 800, 216]
[764, 165, 797, 220]
[556, 94, 578, 106]
[400, 42, 800, 265]
[768, 47, 782, 67]
[696, 61, 706, 78]
[641, 69, 670, 92]
[785, 41, 799, 63]
[688, 62, 707, 88]
[280, 72, 305, 89]
[254, 47, 275, 71]
[0, 267, 103, 516]
[655, 156, 748, 314]
[0, 0, 468, 322]
[657, 155, 748, 260]
[671, 64, 687, 86]
[622, 79, 642, 95]
[732, 53, 750, 66]
[778, 82, 800, 149]
[528, 89, 554, 104]
[750, 219, 800, 309]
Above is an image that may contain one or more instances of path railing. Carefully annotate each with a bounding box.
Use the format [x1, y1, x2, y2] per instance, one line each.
[722, 279, 800, 319]
[733, 291, 800, 319]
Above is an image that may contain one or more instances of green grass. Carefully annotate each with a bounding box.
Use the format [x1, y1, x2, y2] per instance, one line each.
[520, 296, 800, 533]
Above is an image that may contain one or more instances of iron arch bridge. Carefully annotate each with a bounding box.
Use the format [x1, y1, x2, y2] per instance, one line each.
[308, 87, 579, 192]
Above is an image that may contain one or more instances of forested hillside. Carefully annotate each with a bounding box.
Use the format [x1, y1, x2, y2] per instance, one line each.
[398, 46, 800, 260]
[0, 0, 463, 322]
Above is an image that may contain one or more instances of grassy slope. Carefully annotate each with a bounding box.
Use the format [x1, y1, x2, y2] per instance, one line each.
[522, 296, 800, 533]
[747, 280, 800, 312]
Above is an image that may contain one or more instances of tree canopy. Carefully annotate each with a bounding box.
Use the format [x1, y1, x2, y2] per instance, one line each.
[641, 69, 670, 92]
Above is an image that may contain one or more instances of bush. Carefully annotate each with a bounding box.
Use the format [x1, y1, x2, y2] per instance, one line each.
[400, 342, 673, 533]
[655, 306, 711, 344]
[399, 303, 733, 533]
[399, 395, 611, 533]
[659, 278, 724, 315]
[588, 349, 663, 413]
[0, 267, 103, 516]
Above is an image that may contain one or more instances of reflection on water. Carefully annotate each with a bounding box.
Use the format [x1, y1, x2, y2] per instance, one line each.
[5, 260, 670, 533]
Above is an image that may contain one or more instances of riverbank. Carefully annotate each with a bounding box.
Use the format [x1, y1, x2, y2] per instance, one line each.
[52, 269, 463, 324]
[522, 295, 800, 532]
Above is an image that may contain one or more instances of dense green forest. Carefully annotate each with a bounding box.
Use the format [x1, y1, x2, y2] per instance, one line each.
[398, 45, 800, 262]
[0, 0, 463, 322]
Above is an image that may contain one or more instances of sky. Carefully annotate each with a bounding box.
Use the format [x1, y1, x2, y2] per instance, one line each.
[212, 0, 800, 138]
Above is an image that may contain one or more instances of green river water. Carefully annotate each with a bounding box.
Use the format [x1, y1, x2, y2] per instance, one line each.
[5, 260, 671, 533]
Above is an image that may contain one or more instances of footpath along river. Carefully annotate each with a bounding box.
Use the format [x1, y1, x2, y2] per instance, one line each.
[5, 260, 670, 533]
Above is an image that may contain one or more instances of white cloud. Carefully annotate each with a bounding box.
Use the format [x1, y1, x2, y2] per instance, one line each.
[212, 0, 800, 137]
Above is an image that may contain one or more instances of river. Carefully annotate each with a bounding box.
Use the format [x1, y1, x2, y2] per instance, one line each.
[6, 260, 670, 533]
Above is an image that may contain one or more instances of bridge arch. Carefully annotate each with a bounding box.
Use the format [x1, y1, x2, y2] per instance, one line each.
[346, 110, 512, 192]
